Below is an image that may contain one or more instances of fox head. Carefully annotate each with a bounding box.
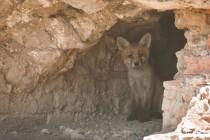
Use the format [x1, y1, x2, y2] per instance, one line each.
[117, 33, 152, 69]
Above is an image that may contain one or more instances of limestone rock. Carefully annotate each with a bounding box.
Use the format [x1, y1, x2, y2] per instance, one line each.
[44, 17, 86, 49]
[63, 127, 85, 140]
[61, 0, 107, 14]
[145, 85, 210, 139]
[41, 128, 50, 134]
[131, 0, 210, 10]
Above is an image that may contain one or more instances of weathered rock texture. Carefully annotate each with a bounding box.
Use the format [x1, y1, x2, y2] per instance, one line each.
[144, 84, 210, 140]
[162, 9, 210, 131]
[0, 0, 209, 139]
[0, 0, 167, 120]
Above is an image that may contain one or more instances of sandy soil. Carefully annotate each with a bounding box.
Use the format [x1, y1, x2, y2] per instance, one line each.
[0, 116, 162, 140]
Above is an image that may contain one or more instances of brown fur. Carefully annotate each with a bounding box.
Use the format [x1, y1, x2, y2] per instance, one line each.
[117, 33, 163, 122]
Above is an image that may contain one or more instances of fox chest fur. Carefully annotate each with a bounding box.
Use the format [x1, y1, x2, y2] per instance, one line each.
[117, 33, 163, 121]
[128, 65, 153, 104]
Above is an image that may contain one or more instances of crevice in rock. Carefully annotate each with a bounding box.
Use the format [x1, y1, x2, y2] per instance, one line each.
[96, 11, 187, 119]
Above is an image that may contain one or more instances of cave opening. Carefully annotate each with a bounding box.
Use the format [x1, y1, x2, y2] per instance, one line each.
[104, 11, 186, 121]
[68, 11, 186, 120]
[59, 11, 187, 139]
[107, 11, 186, 82]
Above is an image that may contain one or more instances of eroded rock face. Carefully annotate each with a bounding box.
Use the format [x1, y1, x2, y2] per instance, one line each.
[131, 0, 210, 10]
[0, 0, 165, 119]
[0, 1, 209, 140]
[161, 9, 210, 132]
[61, 0, 107, 14]
[144, 84, 210, 140]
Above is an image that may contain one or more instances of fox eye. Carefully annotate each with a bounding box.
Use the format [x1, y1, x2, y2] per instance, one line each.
[141, 56, 146, 62]
[127, 54, 132, 58]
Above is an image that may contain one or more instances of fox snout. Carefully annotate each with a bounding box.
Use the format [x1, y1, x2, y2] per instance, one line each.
[134, 62, 139, 66]
[132, 61, 141, 68]
[117, 33, 152, 69]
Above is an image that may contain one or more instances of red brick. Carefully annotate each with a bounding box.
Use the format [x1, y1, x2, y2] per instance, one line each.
[163, 80, 182, 89]
[184, 56, 210, 74]
[175, 10, 208, 30]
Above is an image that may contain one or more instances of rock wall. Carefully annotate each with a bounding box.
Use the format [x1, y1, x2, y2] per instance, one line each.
[144, 84, 210, 140]
[0, 0, 163, 120]
[58, 36, 130, 119]
[162, 9, 210, 131]
[127, 0, 210, 133]
[0, 0, 210, 138]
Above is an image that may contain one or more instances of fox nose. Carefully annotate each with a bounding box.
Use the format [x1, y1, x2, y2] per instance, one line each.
[134, 62, 139, 66]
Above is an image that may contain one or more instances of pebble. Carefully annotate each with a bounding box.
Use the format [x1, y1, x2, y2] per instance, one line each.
[71, 132, 85, 140]
[112, 133, 121, 137]
[41, 129, 49, 134]
[63, 128, 76, 135]
[93, 135, 104, 140]
[10, 131, 17, 135]
[59, 125, 66, 131]
[63, 127, 85, 140]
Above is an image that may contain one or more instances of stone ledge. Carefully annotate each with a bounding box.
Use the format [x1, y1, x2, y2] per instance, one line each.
[144, 133, 210, 140]
[131, 0, 210, 10]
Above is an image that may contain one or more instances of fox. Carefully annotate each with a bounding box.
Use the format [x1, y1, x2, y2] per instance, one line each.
[117, 33, 163, 122]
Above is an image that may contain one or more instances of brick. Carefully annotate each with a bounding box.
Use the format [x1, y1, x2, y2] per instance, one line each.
[163, 80, 182, 90]
[175, 10, 210, 32]
[184, 76, 206, 87]
[184, 56, 210, 75]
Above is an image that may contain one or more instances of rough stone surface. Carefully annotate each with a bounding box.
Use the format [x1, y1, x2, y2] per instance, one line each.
[0, 0, 169, 119]
[61, 0, 107, 14]
[0, 117, 162, 140]
[162, 81, 195, 131]
[0, 0, 209, 140]
[145, 84, 210, 140]
[132, 0, 210, 10]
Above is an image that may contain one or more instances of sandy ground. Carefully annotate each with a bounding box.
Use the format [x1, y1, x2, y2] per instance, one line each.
[0, 116, 162, 140]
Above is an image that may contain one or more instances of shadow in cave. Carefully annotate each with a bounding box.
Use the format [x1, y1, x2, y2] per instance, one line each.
[106, 11, 186, 121]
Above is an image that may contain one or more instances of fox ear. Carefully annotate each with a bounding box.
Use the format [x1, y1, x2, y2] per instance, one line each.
[138, 33, 152, 48]
[117, 36, 130, 51]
